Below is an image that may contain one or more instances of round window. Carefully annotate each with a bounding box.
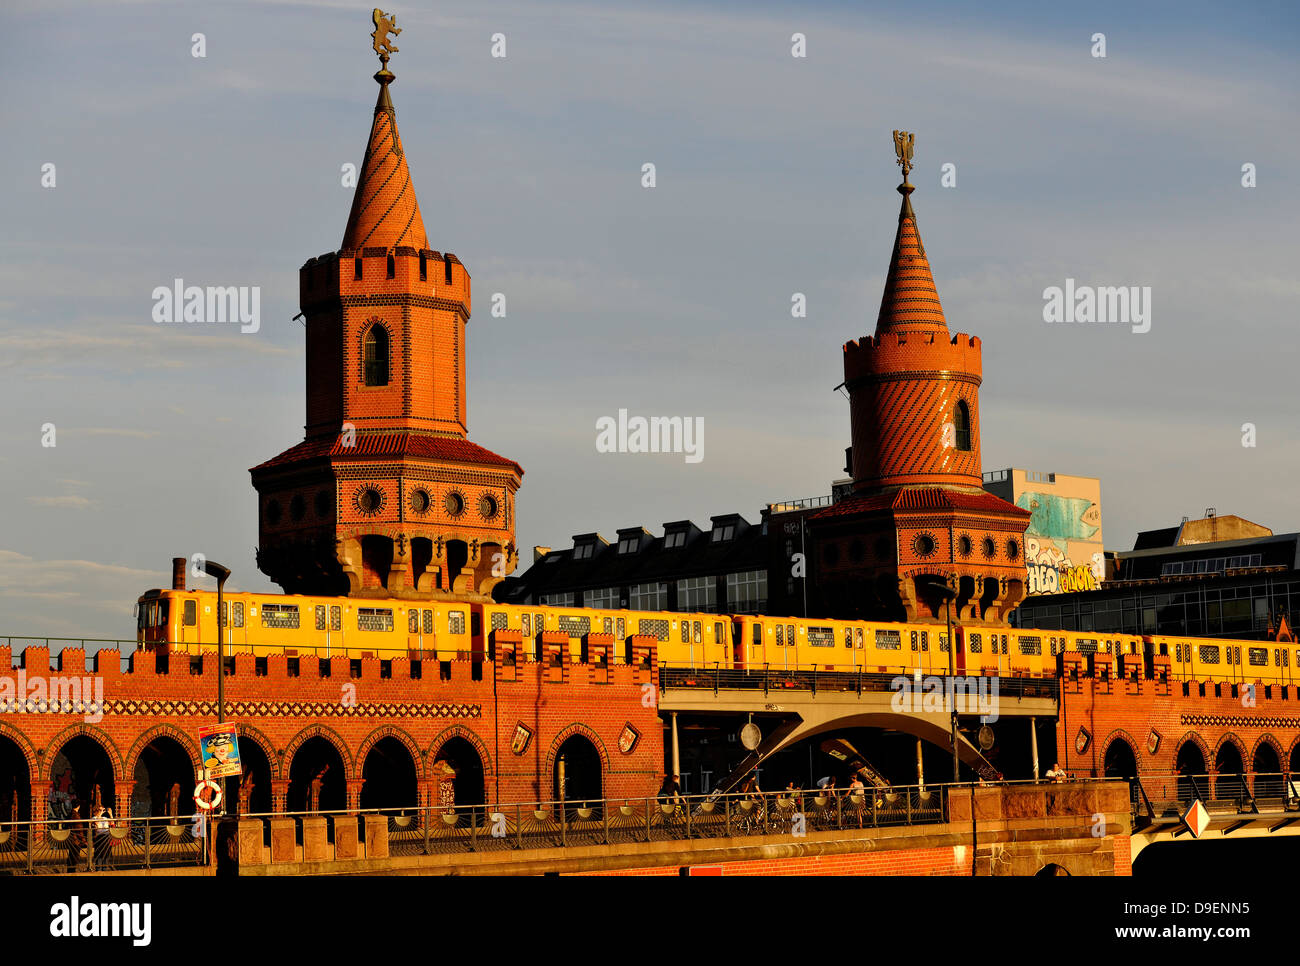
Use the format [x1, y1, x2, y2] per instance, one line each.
[479, 494, 499, 519]
[444, 491, 465, 517]
[958, 535, 973, 557]
[411, 488, 431, 514]
[982, 537, 996, 559]
[1006, 538, 1020, 561]
[913, 533, 936, 558]
[357, 488, 382, 514]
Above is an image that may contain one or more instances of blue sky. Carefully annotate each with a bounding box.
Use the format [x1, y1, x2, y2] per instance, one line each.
[1, 0, 1297, 638]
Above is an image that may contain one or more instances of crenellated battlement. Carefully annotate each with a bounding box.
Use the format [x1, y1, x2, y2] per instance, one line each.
[843, 331, 982, 385]
[300, 247, 471, 314]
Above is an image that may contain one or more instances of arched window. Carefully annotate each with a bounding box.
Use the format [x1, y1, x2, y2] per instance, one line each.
[363, 324, 389, 386]
[954, 400, 971, 451]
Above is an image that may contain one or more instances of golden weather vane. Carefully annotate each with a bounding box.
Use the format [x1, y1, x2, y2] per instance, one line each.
[892, 130, 915, 182]
[371, 8, 403, 68]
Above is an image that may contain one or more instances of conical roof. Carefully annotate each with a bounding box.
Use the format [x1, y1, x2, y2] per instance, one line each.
[875, 183, 948, 336]
[341, 74, 429, 251]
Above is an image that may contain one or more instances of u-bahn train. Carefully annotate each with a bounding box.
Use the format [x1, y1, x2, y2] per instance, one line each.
[135, 585, 1300, 686]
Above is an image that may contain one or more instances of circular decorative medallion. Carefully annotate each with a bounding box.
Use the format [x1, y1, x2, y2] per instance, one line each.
[1006, 538, 1020, 561]
[913, 533, 937, 558]
[354, 486, 384, 516]
[478, 494, 499, 520]
[957, 534, 973, 558]
[982, 536, 997, 559]
[444, 490, 466, 517]
[410, 488, 431, 514]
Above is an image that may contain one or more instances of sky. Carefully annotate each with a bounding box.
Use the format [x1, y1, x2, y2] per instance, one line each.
[0, 0, 1297, 640]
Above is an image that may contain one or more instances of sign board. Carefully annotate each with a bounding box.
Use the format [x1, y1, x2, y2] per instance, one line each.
[1182, 799, 1210, 839]
[198, 723, 243, 779]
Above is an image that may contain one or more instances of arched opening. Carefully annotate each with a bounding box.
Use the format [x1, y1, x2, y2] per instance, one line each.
[363, 324, 389, 386]
[432, 736, 486, 808]
[360, 535, 393, 591]
[1253, 742, 1283, 800]
[553, 735, 602, 806]
[1035, 863, 1070, 876]
[360, 737, 419, 810]
[411, 537, 434, 592]
[1214, 741, 1244, 798]
[0, 735, 31, 825]
[286, 737, 346, 813]
[1103, 739, 1137, 779]
[953, 399, 971, 451]
[48, 735, 116, 820]
[1175, 742, 1206, 803]
[1291, 741, 1300, 777]
[446, 540, 469, 592]
[132, 735, 195, 821]
[233, 739, 273, 816]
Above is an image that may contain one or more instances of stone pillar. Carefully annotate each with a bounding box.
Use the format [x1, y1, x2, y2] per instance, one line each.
[269, 816, 296, 864]
[271, 778, 289, 814]
[334, 814, 359, 860]
[237, 818, 265, 867]
[301, 815, 330, 863]
[363, 814, 388, 859]
[346, 778, 366, 812]
[1031, 717, 1040, 781]
[671, 713, 680, 781]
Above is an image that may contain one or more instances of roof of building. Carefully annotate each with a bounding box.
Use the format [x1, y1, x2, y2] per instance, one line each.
[809, 486, 1028, 521]
[875, 183, 947, 337]
[340, 74, 429, 252]
[250, 432, 522, 474]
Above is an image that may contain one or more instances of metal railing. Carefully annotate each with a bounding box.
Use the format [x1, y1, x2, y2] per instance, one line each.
[659, 664, 1059, 701]
[767, 495, 834, 512]
[1129, 771, 1298, 820]
[0, 816, 205, 874]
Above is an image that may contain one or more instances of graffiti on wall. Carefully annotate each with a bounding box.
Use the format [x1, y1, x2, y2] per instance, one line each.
[1017, 491, 1103, 597]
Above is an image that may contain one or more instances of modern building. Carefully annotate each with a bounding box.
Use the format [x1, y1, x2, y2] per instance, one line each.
[1014, 511, 1300, 639]
[981, 468, 1104, 596]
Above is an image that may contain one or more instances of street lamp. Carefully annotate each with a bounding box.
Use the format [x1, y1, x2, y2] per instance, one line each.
[937, 574, 960, 783]
[202, 560, 232, 812]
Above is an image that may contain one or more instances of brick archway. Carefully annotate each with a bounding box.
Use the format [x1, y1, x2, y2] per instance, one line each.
[1211, 732, 1247, 770]
[1173, 731, 1211, 772]
[41, 723, 125, 784]
[234, 724, 280, 780]
[1249, 733, 1285, 770]
[1100, 730, 1140, 777]
[123, 724, 201, 781]
[427, 725, 494, 779]
[282, 724, 354, 778]
[358, 725, 425, 782]
[544, 723, 610, 788]
[0, 721, 37, 782]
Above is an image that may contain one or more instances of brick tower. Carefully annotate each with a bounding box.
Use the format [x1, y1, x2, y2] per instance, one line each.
[809, 132, 1028, 624]
[250, 42, 523, 601]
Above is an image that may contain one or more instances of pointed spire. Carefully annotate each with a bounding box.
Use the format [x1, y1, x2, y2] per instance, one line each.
[875, 132, 948, 337]
[341, 67, 429, 252]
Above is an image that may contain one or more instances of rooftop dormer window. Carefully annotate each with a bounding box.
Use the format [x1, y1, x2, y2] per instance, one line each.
[617, 535, 640, 554]
[711, 524, 735, 543]
[573, 543, 595, 560]
[665, 530, 687, 549]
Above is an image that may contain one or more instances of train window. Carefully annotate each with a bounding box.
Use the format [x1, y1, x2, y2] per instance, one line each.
[183, 599, 197, 626]
[920, 631, 929, 652]
[1018, 635, 1042, 656]
[808, 626, 834, 648]
[1000, 634, 1008, 654]
[776, 625, 784, 646]
[234, 602, 245, 628]
[938, 633, 949, 653]
[787, 625, 795, 646]
[875, 628, 901, 650]
[616, 617, 625, 639]
[1075, 638, 1098, 655]
[1249, 647, 1268, 667]
[680, 621, 690, 644]
[855, 627, 863, 648]
[261, 603, 300, 629]
[693, 621, 702, 644]
[448, 611, 466, 635]
[408, 610, 419, 634]
[1198, 644, 1220, 665]
[844, 628, 852, 648]
[358, 607, 394, 632]
[910, 631, 918, 651]
[604, 617, 613, 634]
[522, 614, 531, 636]
[969, 633, 982, 654]
[318, 606, 329, 631]
[536, 613, 545, 635]
[753, 624, 762, 647]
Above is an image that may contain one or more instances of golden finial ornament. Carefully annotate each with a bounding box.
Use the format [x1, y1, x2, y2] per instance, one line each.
[371, 8, 402, 75]
[892, 130, 915, 183]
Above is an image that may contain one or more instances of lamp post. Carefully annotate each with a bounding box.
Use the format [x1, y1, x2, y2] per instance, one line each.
[203, 560, 232, 810]
[939, 574, 960, 782]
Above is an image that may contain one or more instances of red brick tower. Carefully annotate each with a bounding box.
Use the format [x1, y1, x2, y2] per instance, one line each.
[250, 49, 522, 601]
[810, 133, 1028, 624]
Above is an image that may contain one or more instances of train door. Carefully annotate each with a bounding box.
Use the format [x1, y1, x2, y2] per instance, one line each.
[407, 605, 433, 659]
[954, 627, 966, 675]
[221, 598, 247, 653]
[748, 619, 765, 667]
[730, 620, 744, 669]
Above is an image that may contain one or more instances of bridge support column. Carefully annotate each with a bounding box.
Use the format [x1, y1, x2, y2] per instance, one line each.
[1031, 717, 1040, 781]
[671, 713, 680, 784]
[916, 739, 924, 791]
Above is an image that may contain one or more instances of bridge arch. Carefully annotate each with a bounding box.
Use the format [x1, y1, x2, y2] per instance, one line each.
[124, 725, 201, 822]
[282, 724, 354, 775]
[0, 724, 35, 822]
[546, 724, 609, 805]
[1250, 736, 1284, 799]
[284, 726, 351, 813]
[123, 724, 200, 781]
[44, 725, 123, 816]
[358, 727, 421, 810]
[427, 726, 494, 783]
[233, 724, 280, 780]
[1101, 730, 1139, 779]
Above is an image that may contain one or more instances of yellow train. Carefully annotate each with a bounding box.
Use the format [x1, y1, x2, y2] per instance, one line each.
[135, 587, 1300, 684]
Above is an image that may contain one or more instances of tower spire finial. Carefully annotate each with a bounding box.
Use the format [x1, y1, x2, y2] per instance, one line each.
[892, 129, 915, 187]
[371, 8, 402, 83]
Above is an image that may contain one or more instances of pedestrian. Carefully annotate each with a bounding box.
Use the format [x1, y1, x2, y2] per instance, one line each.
[92, 805, 114, 868]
